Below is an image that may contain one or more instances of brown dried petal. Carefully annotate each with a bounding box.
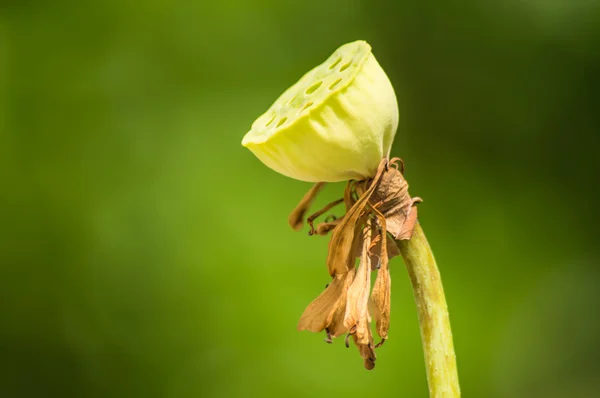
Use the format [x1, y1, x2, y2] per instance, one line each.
[327, 267, 356, 337]
[343, 226, 372, 345]
[297, 268, 355, 335]
[326, 160, 387, 276]
[288, 182, 326, 231]
[371, 266, 391, 341]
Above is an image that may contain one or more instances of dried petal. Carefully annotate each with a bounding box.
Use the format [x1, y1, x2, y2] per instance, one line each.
[327, 160, 386, 276]
[371, 266, 391, 341]
[327, 268, 356, 337]
[343, 226, 372, 345]
[298, 268, 356, 335]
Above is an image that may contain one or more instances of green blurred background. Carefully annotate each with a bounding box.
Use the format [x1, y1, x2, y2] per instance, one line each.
[2, 1, 599, 397]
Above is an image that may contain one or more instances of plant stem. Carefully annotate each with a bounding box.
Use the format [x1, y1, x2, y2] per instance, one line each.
[395, 222, 461, 397]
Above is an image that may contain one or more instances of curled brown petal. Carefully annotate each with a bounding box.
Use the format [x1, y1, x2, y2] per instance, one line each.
[326, 159, 387, 276]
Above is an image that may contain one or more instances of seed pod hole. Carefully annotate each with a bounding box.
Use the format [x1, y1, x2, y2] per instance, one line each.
[329, 57, 342, 70]
[276, 117, 288, 128]
[329, 78, 343, 91]
[305, 81, 323, 95]
[265, 114, 276, 127]
[300, 101, 314, 113]
[339, 62, 352, 72]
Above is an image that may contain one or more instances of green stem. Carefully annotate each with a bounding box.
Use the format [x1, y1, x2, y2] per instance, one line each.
[395, 222, 461, 397]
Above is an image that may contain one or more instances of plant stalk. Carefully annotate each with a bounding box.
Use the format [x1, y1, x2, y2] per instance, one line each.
[395, 221, 460, 397]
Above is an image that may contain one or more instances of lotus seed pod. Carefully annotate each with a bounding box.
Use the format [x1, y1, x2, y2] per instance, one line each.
[242, 40, 399, 182]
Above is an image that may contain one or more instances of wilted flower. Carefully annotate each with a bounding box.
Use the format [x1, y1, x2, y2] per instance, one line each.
[242, 41, 421, 369]
[293, 158, 421, 369]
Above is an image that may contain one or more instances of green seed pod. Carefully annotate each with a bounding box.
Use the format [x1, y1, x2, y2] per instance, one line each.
[242, 40, 398, 182]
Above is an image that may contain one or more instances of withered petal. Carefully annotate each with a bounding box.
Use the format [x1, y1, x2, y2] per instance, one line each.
[297, 268, 356, 334]
[327, 160, 387, 276]
[344, 226, 372, 344]
[371, 221, 392, 341]
[371, 267, 391, 341]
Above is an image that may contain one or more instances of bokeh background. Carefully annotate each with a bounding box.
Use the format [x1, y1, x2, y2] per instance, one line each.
[2, 1, 600, 397]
